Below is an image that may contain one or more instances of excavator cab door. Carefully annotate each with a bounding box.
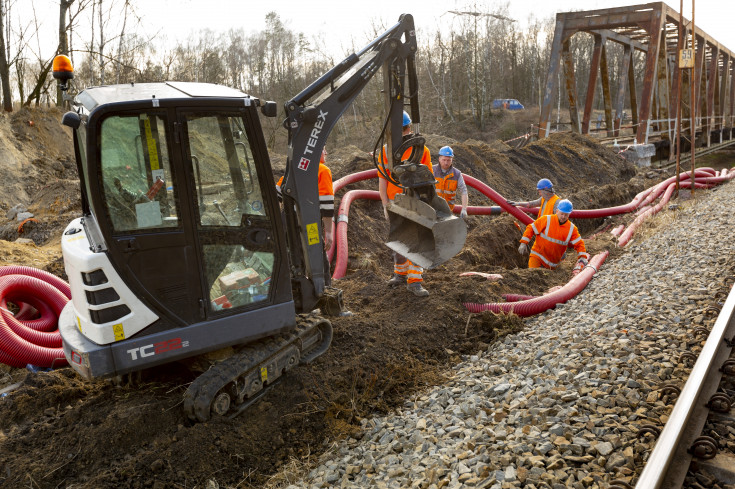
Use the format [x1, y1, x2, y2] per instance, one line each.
[176, 109, 286, 315]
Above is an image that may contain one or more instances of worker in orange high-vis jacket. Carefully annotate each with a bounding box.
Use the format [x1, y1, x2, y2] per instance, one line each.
[508, 178, 560, 217]
[433, 145, 469, 219]
[378, 111, 432, 297]
[276, 147, 335, 251]
[518, 199, 589, 273]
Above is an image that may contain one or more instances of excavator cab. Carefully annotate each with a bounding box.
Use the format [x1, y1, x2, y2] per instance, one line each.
[52, 81, 307, 378]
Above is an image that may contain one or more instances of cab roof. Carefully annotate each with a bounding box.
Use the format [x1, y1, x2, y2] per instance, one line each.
[75, 81, 254, 112]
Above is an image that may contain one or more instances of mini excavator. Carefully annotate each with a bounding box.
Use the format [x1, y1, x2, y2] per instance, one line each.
[51, 14, 466, 421]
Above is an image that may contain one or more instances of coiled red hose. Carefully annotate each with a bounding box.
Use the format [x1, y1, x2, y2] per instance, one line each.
[0, 267, 70, 368]
[463, 251, 608, 316]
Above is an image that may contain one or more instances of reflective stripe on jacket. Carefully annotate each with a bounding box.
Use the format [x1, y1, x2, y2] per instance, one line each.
[433, 164, 464, 209]
[538, 194, 560, 217]
[276, 163, 334, 218]
[378, 143, 431, 201]
[520, 214, 589, 269]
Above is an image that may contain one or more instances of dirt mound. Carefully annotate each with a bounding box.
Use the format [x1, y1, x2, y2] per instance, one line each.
[0, 107, 79, 250]
[0, 109, 659, 488]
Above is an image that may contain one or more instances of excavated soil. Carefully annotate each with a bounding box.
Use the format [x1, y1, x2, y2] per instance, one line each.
[0, 107, 669, 488]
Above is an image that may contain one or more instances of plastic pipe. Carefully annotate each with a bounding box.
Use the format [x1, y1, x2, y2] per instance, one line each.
[333, 190, 381, 279]
[0, 273, 69, 368]
[463, 251, 608, 317]
[502, 294, 537, 302]
[463, 175, 534, 225]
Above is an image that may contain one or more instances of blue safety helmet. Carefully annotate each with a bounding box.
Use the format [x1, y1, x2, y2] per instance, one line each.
[557, 199, 573, 214]
[402, 111, 411, 127]
[537, 178, 553, 190]
[438, 146, 454, 157]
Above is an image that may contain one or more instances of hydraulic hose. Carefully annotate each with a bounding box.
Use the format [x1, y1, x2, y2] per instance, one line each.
[0, 267, 70, 369]
[463, 251, 608, 317]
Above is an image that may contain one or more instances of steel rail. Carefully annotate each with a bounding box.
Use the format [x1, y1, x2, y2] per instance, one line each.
[634, 279, 735, 488]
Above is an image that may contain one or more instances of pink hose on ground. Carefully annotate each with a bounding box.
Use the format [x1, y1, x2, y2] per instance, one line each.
[0, 265, 71, 299]
[610, 224, 625, 237]
[463, 251, 608, 317]
[502, 294, 537, 302]
[617, 170, 735, 247]
[328, 170, 379, 262]
[328, 167, 734, 279]
[0, 270, 69, 368]
[617, 180, 679, 247]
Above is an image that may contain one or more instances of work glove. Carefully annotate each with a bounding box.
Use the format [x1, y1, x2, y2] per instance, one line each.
[518, 243, 528, 255]
[571, 258, 588, 276]
[383, 205, 389, 221]
[507, 201, 518, 206]
[460, 208, 468, 219]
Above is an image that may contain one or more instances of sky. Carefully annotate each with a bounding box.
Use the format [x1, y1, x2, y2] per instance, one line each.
[10, 0, 735, 61]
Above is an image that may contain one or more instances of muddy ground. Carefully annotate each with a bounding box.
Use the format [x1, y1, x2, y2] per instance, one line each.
[0, 107, 685, 488]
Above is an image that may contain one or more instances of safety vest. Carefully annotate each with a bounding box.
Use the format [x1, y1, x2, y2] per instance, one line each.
[378, 143, 432, 200]
[538, 194, 560, 217]
[276, 163, 334, 218]
[520, 214, 589, 269]
[433, 165, 462, 209]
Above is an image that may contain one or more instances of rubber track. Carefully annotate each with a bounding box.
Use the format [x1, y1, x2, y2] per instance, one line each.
[182, 314, 324, 422]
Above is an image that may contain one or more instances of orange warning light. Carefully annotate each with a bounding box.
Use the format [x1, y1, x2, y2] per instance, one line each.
[52, 55, 74, 82]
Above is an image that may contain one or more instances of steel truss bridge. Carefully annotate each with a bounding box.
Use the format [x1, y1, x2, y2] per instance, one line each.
[538, 2, 735, 162]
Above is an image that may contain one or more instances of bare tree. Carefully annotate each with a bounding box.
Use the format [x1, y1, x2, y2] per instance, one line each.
[0, 1, 12, 111]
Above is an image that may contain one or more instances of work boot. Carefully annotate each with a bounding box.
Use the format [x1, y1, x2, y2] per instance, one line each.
[387, 274, 407, 287]
[407, 282, 429, 297]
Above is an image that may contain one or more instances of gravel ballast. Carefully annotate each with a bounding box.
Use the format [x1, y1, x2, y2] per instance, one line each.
[289, 180, 735, 489]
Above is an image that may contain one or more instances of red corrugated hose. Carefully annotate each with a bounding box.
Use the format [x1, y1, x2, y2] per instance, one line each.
[463, 251, 609, 316]
[0, 266, 70, 368]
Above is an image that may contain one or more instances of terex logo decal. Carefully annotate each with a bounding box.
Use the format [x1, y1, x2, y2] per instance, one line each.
[299, 109, 328, 171]
[127, 338, 189, 361]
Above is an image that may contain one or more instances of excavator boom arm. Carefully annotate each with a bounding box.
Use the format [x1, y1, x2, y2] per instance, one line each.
[280, 14, 420, 312]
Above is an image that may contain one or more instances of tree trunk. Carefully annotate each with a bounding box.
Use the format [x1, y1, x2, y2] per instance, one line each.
[57, 0, 73, 106]
[24, 58, 53, 107]
[98, 0, 105, 85]
[0, 2, 12, 111]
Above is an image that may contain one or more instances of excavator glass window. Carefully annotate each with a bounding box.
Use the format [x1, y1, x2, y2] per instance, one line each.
[99, 112, 178, 232]
[182, 113, 274, 312]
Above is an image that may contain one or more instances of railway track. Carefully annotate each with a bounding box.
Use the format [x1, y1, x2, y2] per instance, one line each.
[624, 279, 735, 489]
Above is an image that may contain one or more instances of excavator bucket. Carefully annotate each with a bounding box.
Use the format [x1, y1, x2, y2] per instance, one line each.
[386, 191, 467, 269]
